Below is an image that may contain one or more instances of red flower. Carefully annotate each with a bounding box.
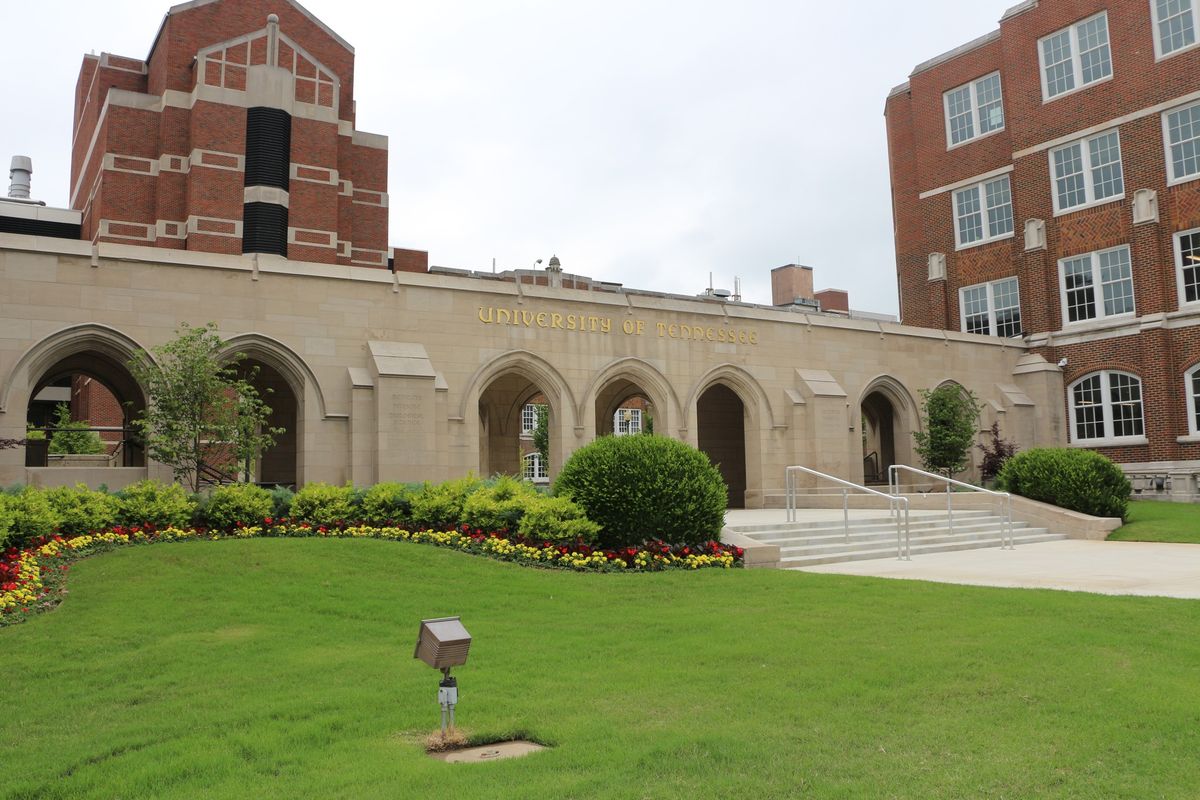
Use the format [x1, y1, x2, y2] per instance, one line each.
[735, 547, 744, 557]
[264, 517, 274, 525]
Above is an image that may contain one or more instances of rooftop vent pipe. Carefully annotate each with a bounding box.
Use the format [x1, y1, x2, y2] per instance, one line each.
[8, 156, 32, 199]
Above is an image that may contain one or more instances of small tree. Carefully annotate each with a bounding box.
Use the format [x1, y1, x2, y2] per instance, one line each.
[532, 404, 550, 471]
[977, 421, 1017, 481]
[913, 384, 981, 479]
[129, 323, 283, 492]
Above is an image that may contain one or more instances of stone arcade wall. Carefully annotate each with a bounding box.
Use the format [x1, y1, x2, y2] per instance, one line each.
[0, 233, 1066, 503]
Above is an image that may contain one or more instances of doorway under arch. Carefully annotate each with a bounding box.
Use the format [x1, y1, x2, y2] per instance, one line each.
[478, 373, 553, 479]
[859, 380, 917, 484]
[594, 377, 654, 437]
[26, 350, 147, 467]
[697, 383, 746, 508]
[237, 359, 299, 486]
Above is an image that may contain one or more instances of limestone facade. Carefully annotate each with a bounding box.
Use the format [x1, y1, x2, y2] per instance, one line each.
[0, 233, 1065, 505]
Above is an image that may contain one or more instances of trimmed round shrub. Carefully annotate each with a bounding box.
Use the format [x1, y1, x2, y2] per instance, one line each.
[203, 483, 274, 531]
[553, 435, 727, 548]
[44, 485, 120, 536]
[360, 482, 418, 526]
[410, 475, 483, 530]
[461, 475, 539, 533]
[516, 494, 600, 545]
[997, 447, 1131, 519]
[289, 482, 358, 526]
[6, 486, 63, 546]
[116, 480, 195, 529]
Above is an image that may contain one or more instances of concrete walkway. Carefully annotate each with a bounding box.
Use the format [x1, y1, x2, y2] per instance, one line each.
[797, 539, 1200, 599]
[724, 508, 1200, 599]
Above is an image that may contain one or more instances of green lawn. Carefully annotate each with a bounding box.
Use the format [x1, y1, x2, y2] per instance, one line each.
[3, 539, 1198, 799]
[1108, 500, 1200, 543]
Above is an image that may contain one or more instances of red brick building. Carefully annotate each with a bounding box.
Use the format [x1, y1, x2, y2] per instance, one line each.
[886, 0, 1200, 497]
[70, 0, 424, 271]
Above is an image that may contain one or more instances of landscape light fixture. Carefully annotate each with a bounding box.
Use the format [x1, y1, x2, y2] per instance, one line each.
[414, 616, 472, 735]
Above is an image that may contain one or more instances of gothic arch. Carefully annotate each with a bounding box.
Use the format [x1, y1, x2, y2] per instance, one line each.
[218, 332, 330, 419]
[581, 357, 681, 434]
[0, 323, 153, 414]
[685, 364, 775, 431]
[456, 349, 577, 428]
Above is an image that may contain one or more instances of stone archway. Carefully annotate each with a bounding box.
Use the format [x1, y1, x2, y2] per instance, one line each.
[857, 377, 920, 483]
[235, 359, 299, 486]
[697, 383, 747, 508]
[594, 378, 654, 437]
[478, 373, 554, 479]
[26, 349, 147, 467]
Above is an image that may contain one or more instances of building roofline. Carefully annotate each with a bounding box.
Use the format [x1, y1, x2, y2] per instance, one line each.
[886, 81, 910, 100]
[1000, 0, 1039, 22]
[147, 0, 355, 64]
[909, 29, 1001, 79]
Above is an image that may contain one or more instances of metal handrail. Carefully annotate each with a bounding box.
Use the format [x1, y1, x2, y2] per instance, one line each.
[785, 465, 910, 560]
[887, 464, 1015, 550]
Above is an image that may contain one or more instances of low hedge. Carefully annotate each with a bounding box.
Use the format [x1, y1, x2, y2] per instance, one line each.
[997, 447, 1131, 520]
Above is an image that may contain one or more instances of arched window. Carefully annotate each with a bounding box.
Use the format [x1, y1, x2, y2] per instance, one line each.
[1069, 370, 1144, 443]
[1186, 364, 1200, 435]
[523, 452, 548, 483]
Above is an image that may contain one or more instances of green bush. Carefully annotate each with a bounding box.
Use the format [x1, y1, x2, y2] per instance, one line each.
[289, 483, 358, 526]
[203, 483, 274, 531]
[516, 494, 600, 545]
[462, 475, 539, 532]
[0, 494, 15, 549]
[44, 485, 120, 536]
[6, 487, 63, 546]
[46, 403, 106, 456]
[360, 482, 418, 526]
[410, 475, 483, 530]
[997, 447, 1131, 519]
[266, 485, 294, 520]
[554, 435, 727, 548]
[116, 480, 195, 529]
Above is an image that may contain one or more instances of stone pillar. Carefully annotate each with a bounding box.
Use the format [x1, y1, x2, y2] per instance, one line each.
[368, 341, 441, 483]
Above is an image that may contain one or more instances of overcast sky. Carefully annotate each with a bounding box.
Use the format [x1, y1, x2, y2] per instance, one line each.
[1, 0, 1009, 314]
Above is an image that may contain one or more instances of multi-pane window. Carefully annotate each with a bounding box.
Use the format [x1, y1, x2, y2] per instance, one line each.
[1164, 102, 1200, 184]
[1039, 12, 1112, 100]
[1175, 228, 1200, 304]
[953, 175, 1014, 247]
[523, 452, 548, 482]
[1152, 0, 1197, 57]
[1070, 371, 1145, 442]
[521, 403, 546, 435]
[613, 407, 642, 436]
[1050, 130, 1124, 213]
[959, 277, 1022, 338]
[944, 72, 1005, 147]
[1187, 364, 1200, 434]
[1060, 246, 1135, 325]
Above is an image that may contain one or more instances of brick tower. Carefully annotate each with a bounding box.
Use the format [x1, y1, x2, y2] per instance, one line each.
[70, 0, 392, 267]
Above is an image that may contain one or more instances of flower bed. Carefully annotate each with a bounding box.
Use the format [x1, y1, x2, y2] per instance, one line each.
[1, 521, 743, 626]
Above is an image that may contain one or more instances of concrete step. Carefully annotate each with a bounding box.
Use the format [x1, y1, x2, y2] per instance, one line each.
[733, 514, 1006, 541]
[776, 526, 1047, 557]
[730, 510, 994, 534]
[781, 531, 1068, 567]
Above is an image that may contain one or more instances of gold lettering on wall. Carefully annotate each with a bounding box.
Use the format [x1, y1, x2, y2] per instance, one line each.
[477, 306, 758, 345]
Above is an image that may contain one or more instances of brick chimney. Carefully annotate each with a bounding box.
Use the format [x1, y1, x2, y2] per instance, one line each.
[770, 264, 814, 306]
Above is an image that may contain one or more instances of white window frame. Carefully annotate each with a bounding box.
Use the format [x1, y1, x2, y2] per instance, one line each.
[1162, 101, 1200, 185]
[1173, 226, 1200, 307]
[522, 451, 548, 483]
[1038, 11, 1114, 102]
[521, 403, 546, 437]
[1151, 0, 1199, 60]
[1048, 129, 1125, 215]
[1068, 370, 1147, 446]
[958, 277, 1022, 338]
[953, 174, 1015, 249]
[1058, 245, 1136, 327]
[1187, 364, 1200, 436]
[613, 407, 642, 436]
[943, 71, 1006, 149]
